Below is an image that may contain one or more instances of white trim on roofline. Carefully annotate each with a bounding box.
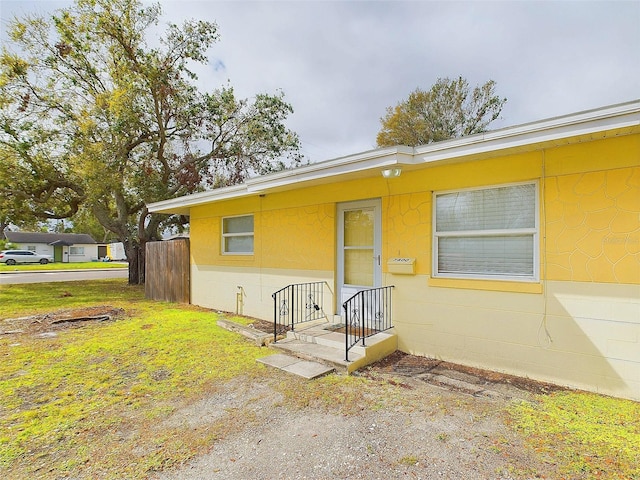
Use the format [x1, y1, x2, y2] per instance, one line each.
[246, 145, 415, 192]
[147, 146, 415, 213]
[147, 100, 640, 215]
[146, 184, 247, 213]
[414, 99, 640, 162]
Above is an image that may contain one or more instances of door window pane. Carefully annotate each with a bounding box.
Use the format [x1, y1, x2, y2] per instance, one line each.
[344, 248, 374, 286]
[344, 209, 374, 247]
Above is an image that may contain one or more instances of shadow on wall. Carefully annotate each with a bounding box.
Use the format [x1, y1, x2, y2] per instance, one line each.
[391, 278, 637, 400]
[543, 281, 638, 398]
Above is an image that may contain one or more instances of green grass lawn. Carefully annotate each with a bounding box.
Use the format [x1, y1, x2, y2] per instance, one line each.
[1, 280, 638, 479]
[0, 279, 269, 478]
[0, 261, 128, 272]
[509, 392, 640, 479]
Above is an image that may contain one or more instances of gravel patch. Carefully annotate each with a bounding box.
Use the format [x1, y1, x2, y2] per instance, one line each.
[152, 362, 553, 480]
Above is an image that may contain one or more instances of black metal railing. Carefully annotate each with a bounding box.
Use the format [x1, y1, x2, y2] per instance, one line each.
[343, 286, 394, 361]
[272, 282, 327, 342]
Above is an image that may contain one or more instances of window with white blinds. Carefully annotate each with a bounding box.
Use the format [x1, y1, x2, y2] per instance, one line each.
[222, 215, 254, 254]
[433, 182, 538, 281]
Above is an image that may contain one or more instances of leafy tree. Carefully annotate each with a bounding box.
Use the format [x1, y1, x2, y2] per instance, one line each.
[0, 146, 56, 235]
[0, 0, 301, 283]
[0, 239, 16, 250]
[65, 207, 117, 243]
[376, 76, 506, 147]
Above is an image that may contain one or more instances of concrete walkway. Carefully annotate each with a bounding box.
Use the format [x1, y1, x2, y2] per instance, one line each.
[257, 353, 334, 379]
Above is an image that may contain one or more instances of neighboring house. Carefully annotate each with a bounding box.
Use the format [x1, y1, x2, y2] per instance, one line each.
[106, 242, 127, 261]
[148, 101, 640, 401]
[4, 232, 98, 263]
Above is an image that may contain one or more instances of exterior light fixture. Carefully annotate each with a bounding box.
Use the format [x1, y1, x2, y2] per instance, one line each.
[381, 167, 402, 179]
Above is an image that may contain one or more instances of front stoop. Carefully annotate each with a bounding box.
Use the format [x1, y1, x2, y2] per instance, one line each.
[268, 321, 398, 374]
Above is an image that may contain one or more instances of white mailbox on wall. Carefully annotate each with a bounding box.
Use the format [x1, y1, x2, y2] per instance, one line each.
[387, 257, 416, 275]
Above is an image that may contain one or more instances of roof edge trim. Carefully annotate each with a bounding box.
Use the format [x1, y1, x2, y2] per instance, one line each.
[147, 100, 640, 215]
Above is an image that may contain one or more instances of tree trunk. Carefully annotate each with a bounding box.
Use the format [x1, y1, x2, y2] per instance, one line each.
[138, 237, 146, 284]
[124, 241, 141, 285]
[121, 237, 148, 285]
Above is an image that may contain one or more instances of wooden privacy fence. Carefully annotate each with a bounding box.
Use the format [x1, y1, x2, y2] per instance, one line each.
[145, 239, 190, 303]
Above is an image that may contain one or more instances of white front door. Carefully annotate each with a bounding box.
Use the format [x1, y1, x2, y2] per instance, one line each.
[337, 199, 382, 311]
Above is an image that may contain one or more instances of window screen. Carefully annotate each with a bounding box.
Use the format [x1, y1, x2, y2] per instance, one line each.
[222, 215, 254, 254]
[434, 183, 537, 280]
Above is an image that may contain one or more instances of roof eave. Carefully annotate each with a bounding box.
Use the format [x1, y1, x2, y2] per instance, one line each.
[246, 145, 415, 193]
[414, 99, 640, 163]
[147, 99, 640, 216]
[147, 146, 415, 214]
[147, 184, 249, 215]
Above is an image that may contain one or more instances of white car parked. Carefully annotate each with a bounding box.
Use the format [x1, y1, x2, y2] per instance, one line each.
[0, 250, 54, 265]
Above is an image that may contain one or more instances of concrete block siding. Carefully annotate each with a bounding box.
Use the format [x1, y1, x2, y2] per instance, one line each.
[393, 277, 639, 400]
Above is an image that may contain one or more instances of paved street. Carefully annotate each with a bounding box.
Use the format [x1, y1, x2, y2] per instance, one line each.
[0, 269, 128, 284]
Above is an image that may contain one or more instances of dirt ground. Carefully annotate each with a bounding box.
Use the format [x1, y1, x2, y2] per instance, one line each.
[2, 307, 559, 479]
[149, 318, 561, 480]
[150, 362, 556, 480]
[0, 305, 125, 336]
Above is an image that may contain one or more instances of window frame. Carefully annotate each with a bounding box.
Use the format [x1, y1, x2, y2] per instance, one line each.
[221, 214, 254, 255]
[69, 246, 85, 255]
[432, 181, 539, 282]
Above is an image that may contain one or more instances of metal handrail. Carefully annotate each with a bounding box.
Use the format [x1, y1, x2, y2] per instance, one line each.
[343, 286, 394, 361]
[272, 281, 327, 342]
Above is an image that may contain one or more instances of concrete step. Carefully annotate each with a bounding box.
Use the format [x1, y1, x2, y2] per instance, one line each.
[217, 319, 272, 346]
[273, 327, 398, 374]
[289, 328, 346, 350]
[257, 353, 334, 379]
[271, 337, 358, 373]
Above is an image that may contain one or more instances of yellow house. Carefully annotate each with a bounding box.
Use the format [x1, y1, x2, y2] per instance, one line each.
[149, 100, 640, 401]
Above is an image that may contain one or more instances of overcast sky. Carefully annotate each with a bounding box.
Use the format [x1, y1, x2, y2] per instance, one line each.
[2, 0, 639, 162]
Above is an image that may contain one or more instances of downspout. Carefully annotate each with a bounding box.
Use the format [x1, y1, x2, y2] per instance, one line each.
[538, 149, 553, 348]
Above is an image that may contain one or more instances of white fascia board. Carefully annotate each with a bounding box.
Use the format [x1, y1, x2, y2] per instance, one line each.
[415, 100, 640, 163]
[147, 147, 416, 214]
[148, 100, 639, 215]
[246, 145, 415, 193]
[147, 184, 248, 213]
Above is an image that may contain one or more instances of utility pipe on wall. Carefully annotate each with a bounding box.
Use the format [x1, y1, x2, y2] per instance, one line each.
[236, 285, 245, 315]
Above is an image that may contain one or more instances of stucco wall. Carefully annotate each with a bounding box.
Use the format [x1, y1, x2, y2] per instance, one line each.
[189, 198, 337, 317]
[545, 167, 639, 283]
[188, 132, 640, 400]
[390, 274, 639, 400]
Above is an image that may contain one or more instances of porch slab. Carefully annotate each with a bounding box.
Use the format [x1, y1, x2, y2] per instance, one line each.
[257, 353, 334, 379]
[271, 338, 359, 373]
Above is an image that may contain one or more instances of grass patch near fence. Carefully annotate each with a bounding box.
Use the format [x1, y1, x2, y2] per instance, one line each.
[0, 261, 127, 272]
[508, 391, 640, 479]
[0, 279, 138, 317]
[0, 279, 267, 479]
